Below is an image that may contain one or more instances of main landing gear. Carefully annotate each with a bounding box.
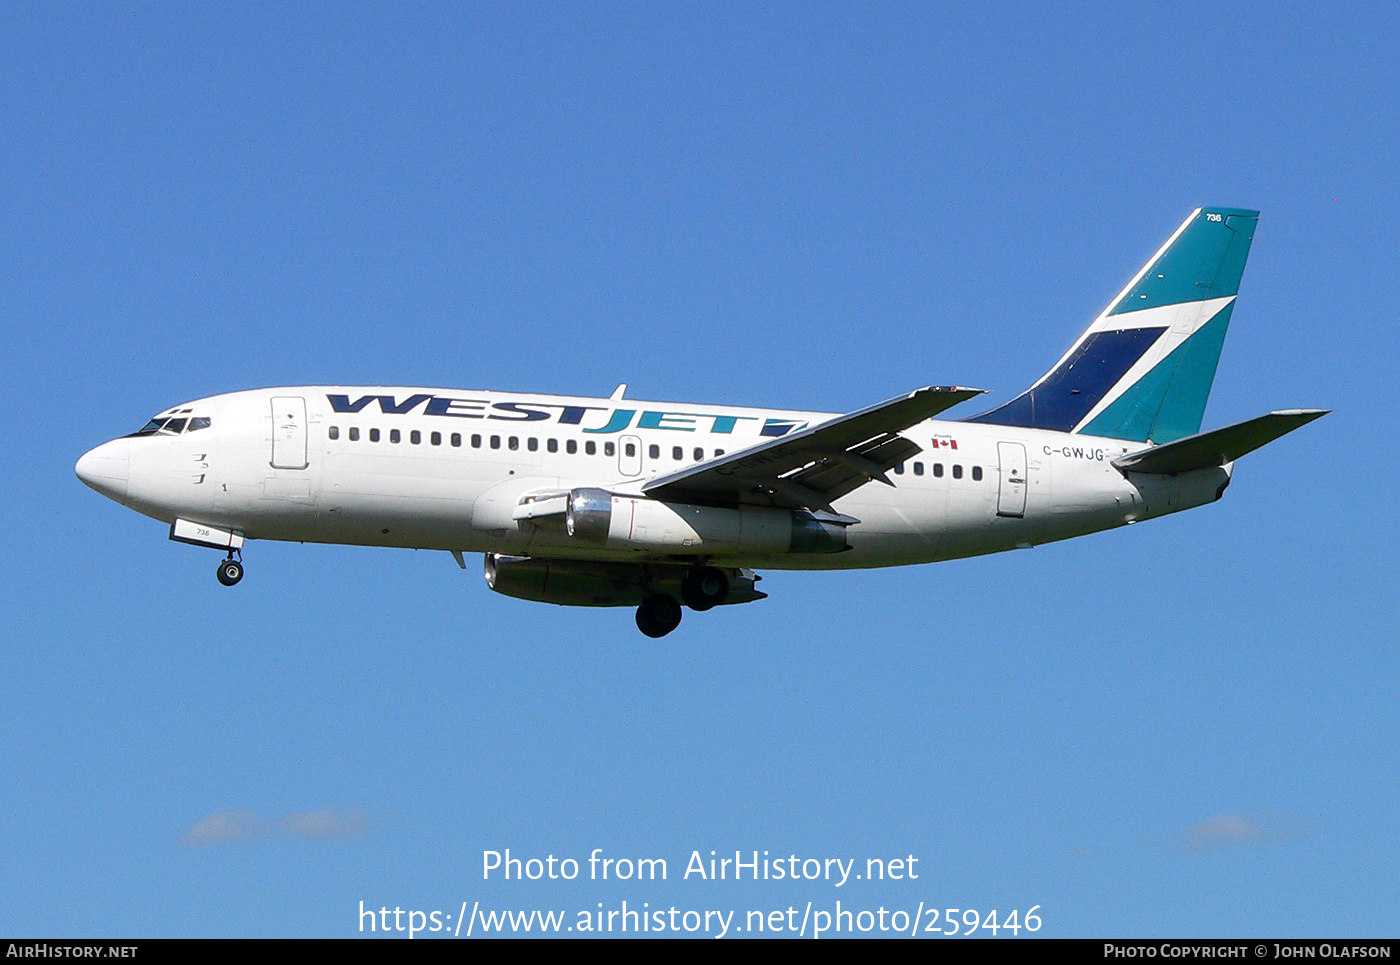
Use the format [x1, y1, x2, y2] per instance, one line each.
[635, 594, 682, 638]
[216, 551, 244, 587]
[681, 565, 730, 611]
[635, 566, 733, 637]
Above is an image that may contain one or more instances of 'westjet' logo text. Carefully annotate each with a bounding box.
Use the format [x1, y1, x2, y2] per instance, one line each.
[326, 394, 805, 437]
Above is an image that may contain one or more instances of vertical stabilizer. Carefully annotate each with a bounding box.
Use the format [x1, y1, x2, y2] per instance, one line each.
[965, 207, 1258, 443]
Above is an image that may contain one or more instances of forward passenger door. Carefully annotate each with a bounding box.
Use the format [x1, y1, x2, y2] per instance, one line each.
[270, 397, 308, 470]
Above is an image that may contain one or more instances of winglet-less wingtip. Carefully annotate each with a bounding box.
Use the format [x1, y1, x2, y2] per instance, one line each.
[916, 385, 986, 399]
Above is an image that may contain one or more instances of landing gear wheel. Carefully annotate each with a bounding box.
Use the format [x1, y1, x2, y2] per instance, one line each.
[681, 566, 730, 611]
[217, 558, 244, 586]
[636, 595, 683, 638]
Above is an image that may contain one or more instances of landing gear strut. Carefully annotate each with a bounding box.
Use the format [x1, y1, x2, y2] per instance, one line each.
[636, 594, 682, 638]
[216, 551, 244, 587]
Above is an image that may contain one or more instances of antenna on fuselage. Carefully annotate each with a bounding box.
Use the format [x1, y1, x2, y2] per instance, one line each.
[610, 383, 627, 400]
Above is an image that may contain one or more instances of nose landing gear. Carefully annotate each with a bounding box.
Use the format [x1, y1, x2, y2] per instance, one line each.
[168, 519, 247, 587]
[216, 551, 244, 587]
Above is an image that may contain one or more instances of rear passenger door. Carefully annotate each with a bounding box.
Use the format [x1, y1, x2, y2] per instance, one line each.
[996, 441, 1027, 518]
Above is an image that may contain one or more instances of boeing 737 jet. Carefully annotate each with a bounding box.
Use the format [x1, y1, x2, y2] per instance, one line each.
[76, 207, 1325, 636]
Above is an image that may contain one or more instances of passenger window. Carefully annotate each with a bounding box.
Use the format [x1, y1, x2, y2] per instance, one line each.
[715, 449, 724, 457]
[972, 466, 983, 481]
[370, 428, 381, 442]
[508, 436, 519, 450]
[933, 463, 943, 477]
[913, 462, 923, 476]
[528, 437, 538, 452]
[431, 431, 441, 446]
[625, 443, 636, 457]
[566, 439, 578, 454]
[693, 447, 704, 461]
[893, 462, 904, 475]
[410, 430, 421, 445]
[329, 426, 340, 440]
[490, 435, 500, 449]
[390, 429, 401, 444]
[953, 464, 963, 479]
[547, 438, 558, 453]
[187, 417, 211, 432]
[649, 444, 660, 459]
[585, 441, 596, 455]
[672, 446, 683, 460]
[604, 442, 615, 456]
[349, 427, 360, 442]
[451, 433, 461, 447]
[471, 434, 482, 448]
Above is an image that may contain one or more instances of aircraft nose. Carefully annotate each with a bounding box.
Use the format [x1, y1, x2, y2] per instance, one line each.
[75, 438, 130, 500]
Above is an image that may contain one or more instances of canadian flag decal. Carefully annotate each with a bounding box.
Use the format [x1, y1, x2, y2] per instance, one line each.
[931, 435, 959, 450]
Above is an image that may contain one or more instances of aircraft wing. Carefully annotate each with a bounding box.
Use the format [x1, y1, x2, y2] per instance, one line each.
[641, 386, 984, 512]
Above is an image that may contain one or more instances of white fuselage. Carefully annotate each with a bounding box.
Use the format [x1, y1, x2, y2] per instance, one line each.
[77, 385, 1231, 570]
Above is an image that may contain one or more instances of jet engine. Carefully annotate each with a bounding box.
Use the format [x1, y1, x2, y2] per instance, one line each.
[484, 554, 765, 608]
[562, 488, 849, 554]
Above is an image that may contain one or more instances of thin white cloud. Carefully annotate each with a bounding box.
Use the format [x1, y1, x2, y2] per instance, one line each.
[1182, 813, 1302, 852]
[180, 808, 370, 847]
[180, 809, 267, 847]
[278, 808, 370, 841]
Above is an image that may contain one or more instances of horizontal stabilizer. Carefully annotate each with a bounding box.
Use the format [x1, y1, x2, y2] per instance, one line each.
[1112, 409, 1329, 475]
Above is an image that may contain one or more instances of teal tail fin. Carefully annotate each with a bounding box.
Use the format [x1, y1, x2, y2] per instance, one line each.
[966, 207, 1258, 443]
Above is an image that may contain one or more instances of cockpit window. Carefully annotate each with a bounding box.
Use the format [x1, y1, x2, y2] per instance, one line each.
[132, 415, 210, 436]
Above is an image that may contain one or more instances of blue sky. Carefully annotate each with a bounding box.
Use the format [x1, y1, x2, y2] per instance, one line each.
[2, 2, 1396, 937]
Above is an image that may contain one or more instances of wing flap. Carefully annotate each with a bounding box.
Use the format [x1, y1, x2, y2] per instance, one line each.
[1112, 409, 1329, 475]
[779, 434, 923, 506]
[644, 385, 983, 510]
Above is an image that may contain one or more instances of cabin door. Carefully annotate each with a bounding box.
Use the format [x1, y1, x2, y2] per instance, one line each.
[996, 441, 1027, 518]
[270, 397, 309, 470]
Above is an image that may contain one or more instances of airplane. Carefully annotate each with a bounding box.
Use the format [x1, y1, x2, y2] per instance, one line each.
[76, 207, 1326, 637]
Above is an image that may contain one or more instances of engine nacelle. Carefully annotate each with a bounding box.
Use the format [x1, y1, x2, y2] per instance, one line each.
[484, 554, 764, 608]
[565, 487, 613, 543]
[562, 488, 848, 554]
